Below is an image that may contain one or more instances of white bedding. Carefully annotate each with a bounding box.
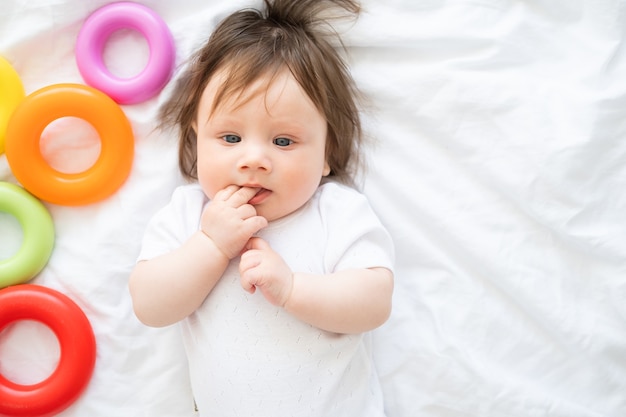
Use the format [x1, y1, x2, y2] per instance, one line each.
[1, 1, 625, 416]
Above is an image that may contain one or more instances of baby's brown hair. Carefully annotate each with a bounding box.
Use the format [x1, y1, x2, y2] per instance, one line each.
[159, 0, 363, 184]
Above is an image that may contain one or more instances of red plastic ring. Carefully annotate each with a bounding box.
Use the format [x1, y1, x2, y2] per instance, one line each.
[0, 285, 96, 417]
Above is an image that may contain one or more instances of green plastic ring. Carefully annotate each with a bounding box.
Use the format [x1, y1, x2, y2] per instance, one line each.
[0, 182, 54, 288]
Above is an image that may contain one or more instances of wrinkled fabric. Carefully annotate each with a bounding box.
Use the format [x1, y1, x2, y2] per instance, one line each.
[0, 1, 625, 416]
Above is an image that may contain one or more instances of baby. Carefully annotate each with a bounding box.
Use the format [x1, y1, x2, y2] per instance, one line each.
[129, 1, 394, 415]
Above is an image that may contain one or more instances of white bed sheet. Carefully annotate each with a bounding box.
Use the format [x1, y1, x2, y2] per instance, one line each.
[1, 1, 625, 416]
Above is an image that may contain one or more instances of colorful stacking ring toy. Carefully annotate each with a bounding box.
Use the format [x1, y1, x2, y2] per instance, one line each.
[4, 83, 134, 206]
[75, 2, 175, 104]
[0, 284, 96, 417]
[0, 182, 54, 289]
[0, 56, 25, 155]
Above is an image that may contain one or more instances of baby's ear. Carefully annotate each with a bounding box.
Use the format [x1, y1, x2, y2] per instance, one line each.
[323, 160, 331, 176]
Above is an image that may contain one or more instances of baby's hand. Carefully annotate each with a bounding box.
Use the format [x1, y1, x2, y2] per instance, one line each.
[239, 237, 293, 307]
[200, 186, 268, 259]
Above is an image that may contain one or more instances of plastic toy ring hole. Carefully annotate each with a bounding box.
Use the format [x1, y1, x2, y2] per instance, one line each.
[0, 56, 25, 155]
[0, 182, 54, 289]
[0, 284, 96, 417]
[40, 117, 102, 174]
[103, 28, 149, 79]
[0, 320, 60, 386]
[76, 2, 175, 104]
[4, 83, 134, 206]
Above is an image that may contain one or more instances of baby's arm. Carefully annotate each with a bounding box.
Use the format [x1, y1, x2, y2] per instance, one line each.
[286, 267, 393, 334]
[240, 237, 393, 334]
[129, 186, 267, 327]
[129, 232, 230, 327]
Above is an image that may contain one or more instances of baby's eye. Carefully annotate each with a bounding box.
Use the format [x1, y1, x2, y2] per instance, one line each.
[223, 134, 241, 143]
[273, 137, 293, 147]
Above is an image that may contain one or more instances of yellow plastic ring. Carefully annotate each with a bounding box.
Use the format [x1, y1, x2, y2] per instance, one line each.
[0, 182, 54, 289]
[0, 56, 25, 155]
[5, 83, 134, 206]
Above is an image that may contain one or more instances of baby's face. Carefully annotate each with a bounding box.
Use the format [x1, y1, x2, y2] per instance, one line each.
[193, 69, 329, 222]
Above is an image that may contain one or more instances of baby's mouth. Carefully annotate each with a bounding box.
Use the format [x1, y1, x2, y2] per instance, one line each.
[248, 188, 271, 205]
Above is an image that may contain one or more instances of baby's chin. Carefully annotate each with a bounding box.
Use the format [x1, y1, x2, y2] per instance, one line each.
[257, 201, 311, 223]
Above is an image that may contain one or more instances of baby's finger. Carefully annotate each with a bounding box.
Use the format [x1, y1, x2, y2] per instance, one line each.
[236, 203, 258, 220]
[241, 276, 257, 294]
[227, 186, 260, 207]
[241, 215, 268, 237]
[244, 237, 271, 251]
[239, 254, 260, 293]
[213, 185, 241, 202]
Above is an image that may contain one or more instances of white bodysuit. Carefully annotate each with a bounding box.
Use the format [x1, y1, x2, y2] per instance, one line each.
[138, 182, 394, 417]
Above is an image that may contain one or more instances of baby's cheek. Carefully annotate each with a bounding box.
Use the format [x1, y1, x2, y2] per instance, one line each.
[198, 179, 223, 201]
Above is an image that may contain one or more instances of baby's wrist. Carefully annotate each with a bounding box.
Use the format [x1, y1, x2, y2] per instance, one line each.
[281, 272, 297, 311]
[196, 230, 231, 261]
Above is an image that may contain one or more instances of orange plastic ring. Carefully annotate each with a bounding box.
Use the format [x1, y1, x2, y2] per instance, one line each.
[0, 56, 25, 155]
[4, 83, 134, 206]
[0, 284, 96, 417]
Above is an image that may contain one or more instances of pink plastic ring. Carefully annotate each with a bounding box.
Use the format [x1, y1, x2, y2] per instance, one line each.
[76, 2, 175, 104]
[0, 285, 96, 417]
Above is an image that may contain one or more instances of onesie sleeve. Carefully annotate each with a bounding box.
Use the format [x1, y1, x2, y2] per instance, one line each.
[320, 183, 395, 273]
[136, 184, 207, 262]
